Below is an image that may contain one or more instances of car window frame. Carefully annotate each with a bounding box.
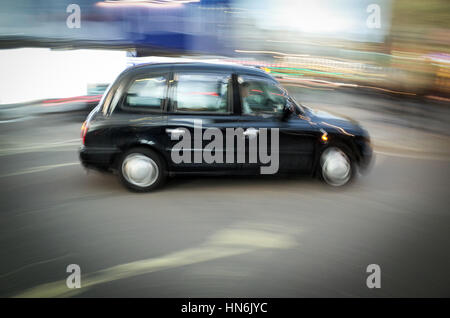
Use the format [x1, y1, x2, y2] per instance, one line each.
[116, 72, 170, 114]
[168, 70, 234, 116]
[237, 74, 288, 118]
[101, 77, 124, 116]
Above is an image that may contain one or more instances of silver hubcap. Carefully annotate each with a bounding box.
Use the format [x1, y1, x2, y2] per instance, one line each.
[122, 153, 159, 188]
[320, 147, 351, 186]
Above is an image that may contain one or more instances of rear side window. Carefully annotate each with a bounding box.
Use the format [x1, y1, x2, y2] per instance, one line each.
[122, 75, 168, 111]
[173, 73, 231, 113]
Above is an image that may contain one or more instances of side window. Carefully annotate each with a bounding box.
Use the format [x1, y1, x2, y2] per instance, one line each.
[173, 73, 230, 113]
[239, 76, 287, 116]
[122, 75, 168, 111]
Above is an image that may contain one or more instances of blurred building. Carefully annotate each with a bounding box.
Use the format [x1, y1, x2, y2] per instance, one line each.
[0, 0, 449, 103]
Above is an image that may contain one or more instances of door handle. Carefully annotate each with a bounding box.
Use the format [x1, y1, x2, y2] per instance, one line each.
[166, 128, 186, 140]
[243, 128, 258, 137]
[166, 128, 185, 134]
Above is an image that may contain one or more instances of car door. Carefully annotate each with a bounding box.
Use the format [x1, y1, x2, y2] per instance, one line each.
[107, 70, 169, 156]
[237, 75, 316, 174]
[164, 70, 241, 173]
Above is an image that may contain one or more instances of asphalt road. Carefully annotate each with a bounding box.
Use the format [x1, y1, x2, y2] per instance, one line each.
[0, 92, 449, 297]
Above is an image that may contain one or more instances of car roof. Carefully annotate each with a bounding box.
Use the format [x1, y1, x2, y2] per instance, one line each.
[127, 62, 275, 80]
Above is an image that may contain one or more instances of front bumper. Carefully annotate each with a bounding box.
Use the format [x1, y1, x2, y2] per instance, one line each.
[357, 139, 374, 174]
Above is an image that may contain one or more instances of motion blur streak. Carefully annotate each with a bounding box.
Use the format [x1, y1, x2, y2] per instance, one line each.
[0, 0, 449, 298]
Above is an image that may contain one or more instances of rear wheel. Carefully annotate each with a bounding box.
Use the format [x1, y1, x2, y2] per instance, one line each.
[118, 148, 166, 192]
[319, 145, 355, 187]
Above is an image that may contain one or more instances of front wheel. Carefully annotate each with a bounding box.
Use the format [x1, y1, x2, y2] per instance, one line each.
[118, 148, 166, 192]
[319, 145, 355, 187]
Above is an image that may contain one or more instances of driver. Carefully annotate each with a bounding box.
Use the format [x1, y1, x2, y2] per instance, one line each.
[240, 82, 252, 114]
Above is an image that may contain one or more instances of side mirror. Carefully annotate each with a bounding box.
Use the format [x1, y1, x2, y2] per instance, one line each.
[280, 101, 294, 121]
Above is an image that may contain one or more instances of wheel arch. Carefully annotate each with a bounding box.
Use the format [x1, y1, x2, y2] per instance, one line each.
[312, 135, 358, 177]
[111, 141, 168, 172]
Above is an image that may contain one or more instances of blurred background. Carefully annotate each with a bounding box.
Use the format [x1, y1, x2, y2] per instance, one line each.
[0, 0, 449, 297]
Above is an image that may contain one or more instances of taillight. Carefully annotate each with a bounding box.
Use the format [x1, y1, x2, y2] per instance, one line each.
[81, 121, 89, 145]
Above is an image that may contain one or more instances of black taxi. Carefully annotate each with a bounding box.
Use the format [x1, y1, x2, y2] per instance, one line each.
[80, 62, 372, 191]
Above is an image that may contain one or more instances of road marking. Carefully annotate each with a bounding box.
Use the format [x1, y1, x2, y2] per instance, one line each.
[374, 150, 450, 161]
[0, 116, 34, 124]
[0, 150, 446, 180]
[14, 224, 298, 298]
[0, 162, 79, 178]
[0, 139, 80, 156]
[0, 254, 72, 279]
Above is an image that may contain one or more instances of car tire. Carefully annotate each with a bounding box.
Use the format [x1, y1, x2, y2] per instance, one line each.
[318, 144, 356, 187]
[118, 147, 167, 192]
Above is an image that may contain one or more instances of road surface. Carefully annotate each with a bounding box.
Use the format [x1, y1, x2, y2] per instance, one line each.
[0, 90, 449, 297]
